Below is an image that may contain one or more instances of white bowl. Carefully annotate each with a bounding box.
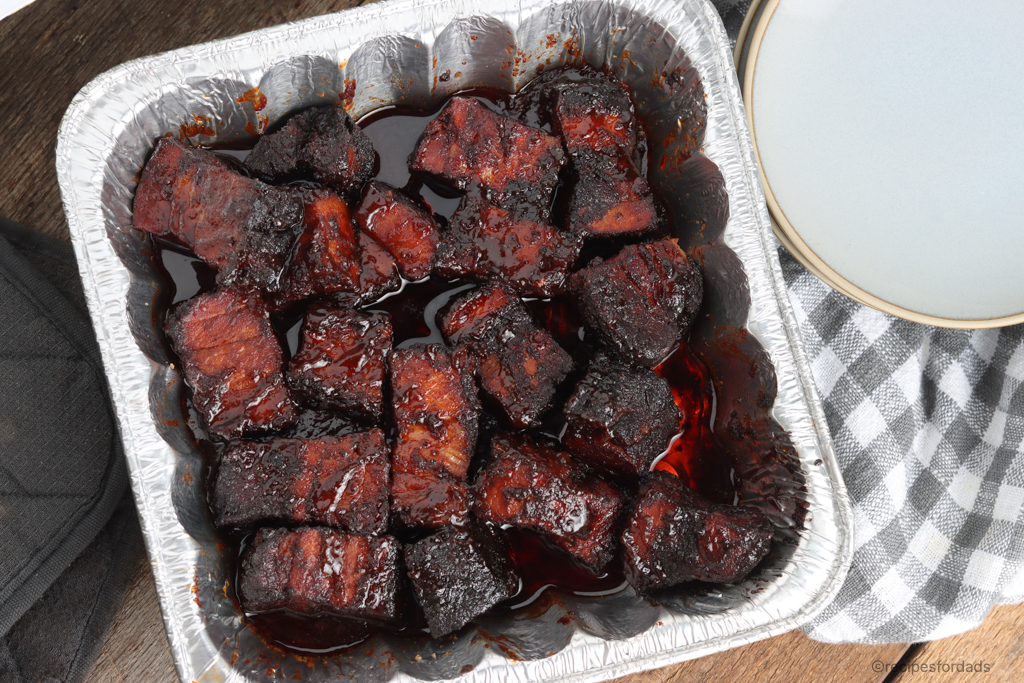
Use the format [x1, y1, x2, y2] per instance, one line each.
[743, 0, 1024, 328]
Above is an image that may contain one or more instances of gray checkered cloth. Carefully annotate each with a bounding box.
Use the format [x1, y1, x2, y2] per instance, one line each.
[706, 0, 1024, 647]
[774, 249, 1024, 643]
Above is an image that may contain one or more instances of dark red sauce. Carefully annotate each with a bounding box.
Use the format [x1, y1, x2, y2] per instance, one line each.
[158, 81, 740, 658]
[248, 610, 376, 656]
[502, 528, 627, 609]
[654, 344, 737, 506]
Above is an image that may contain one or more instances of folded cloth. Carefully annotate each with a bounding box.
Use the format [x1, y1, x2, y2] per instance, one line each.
[777, 249, 1024, 643]
[707, 0, 1024, 646]
[0, 496, 143, 683]
[0, 217, 143, 681]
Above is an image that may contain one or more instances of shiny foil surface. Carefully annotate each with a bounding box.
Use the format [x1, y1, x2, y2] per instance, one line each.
[55, 0, 853, 680]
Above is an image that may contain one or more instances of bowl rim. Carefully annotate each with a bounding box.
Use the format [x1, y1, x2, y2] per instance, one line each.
[741, 0, 1024, 329]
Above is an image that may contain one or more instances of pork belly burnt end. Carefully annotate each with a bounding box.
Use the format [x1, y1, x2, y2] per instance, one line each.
[411, 97, 565, 213]
[211, 430, 390, 533]
[570, 239, 704, 366]
[442, 283, 573, 428]
[621, 471, 773, 594]
[389, 344, 479, 529]
[434, 196, 580, 297]
[389, 472, 470, 531]
[566, 154, 657, 240]
[286, 306, 392, 422]
[331, 232, 402, 308]
[164, 287, 296, 437]
[563, 354, 681, 478]
[473, 433, 624, 572]
[133, 138, 303, 290]
[404, 524, 518, 638]
[355, 181, 440, 280]
[245, 105, 376, 194]
[238, 527, 400, 624]
[546, 68, 641, 159]
[269, 189, 361, 311]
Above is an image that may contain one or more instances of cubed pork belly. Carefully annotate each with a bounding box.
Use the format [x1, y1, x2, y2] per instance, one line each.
[389, 344, 479, 529]
[563, 354, 681, 479]
[245, 105, 376, 194]
[268, 189, 362, 311]
[442, 283, 573, 428]
[286, 306, 392, 422]
[410, 97, 565, 214]
[164, 287, 296, 437]
[133, 138, 303, 290]
[434, 196, 580, 297]
[569, 239, 704, 366]
[404, 524, 518, 638]
[566, 154, 657, 240]
[621, 471, 773, 594]
[211, 430, 390, 534]
[238, 527, 401, 624]
[545, 68, 641, 159]
[389, 471, 470, 531]
[354, 181, 440, 280]
[331, 232, 402, 308]
[473, 433, 624, 572]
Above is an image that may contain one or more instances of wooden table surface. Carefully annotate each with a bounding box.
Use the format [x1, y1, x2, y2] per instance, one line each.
[88, 555, 1024, 683]
[2, 1, 1022, 681]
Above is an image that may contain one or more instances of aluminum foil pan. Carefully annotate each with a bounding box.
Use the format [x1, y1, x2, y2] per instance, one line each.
[56, 0, 854, 680]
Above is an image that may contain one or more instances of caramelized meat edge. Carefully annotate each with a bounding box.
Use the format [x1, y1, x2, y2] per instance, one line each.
[442, 283, 573, 428]
[164, 287, 296, 437]
[238, 527, 401, 624]
[287, 306, 393, 422]
[473, 433, 624, 572]
[134, 138, 303, 291]
[621, 471, 773, 594]
[212, 430, 391, 534]
[388, 344, 480, 529]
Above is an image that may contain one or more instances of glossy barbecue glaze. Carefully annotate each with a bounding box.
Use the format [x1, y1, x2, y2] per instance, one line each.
[473, 433, 624, 573]
[135, 138, 304, 291]
[441, 283, 574, 429]
[163, 287, 296, 437]
[146, 68, 791, 657]
[621, 471, 773, 594]
[434, 196, 581, 296]
[286, 306, 393, 421]
[355, 180, 441, 280]
[211, 430, 391, 533]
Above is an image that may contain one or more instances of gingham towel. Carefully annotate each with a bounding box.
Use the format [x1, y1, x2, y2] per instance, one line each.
[774, 249, 1024, 643]
[706, 0, 1024, 647]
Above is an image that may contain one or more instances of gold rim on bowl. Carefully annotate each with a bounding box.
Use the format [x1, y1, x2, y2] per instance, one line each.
[739, 0, 1024, 329]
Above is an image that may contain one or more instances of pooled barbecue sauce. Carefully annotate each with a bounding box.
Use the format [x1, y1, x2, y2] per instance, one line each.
[248, 610, 376, 656]
[654, 344, 738, 506]
[157, 83, 739, 657]
[502, 528, 628, 607]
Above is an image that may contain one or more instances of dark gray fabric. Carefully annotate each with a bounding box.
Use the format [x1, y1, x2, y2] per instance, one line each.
[0, 217, 141, 680]
[0, 496, 143, 683]
[710, 0, 753, 47]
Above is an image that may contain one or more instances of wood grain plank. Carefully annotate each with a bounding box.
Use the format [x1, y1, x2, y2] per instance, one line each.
[0, 0, 365, 242]
[609, 630, 907, 683]
[888, 602, 1024, 683]
[82, 553, 911, 683]
[85, 555, 176, 683]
